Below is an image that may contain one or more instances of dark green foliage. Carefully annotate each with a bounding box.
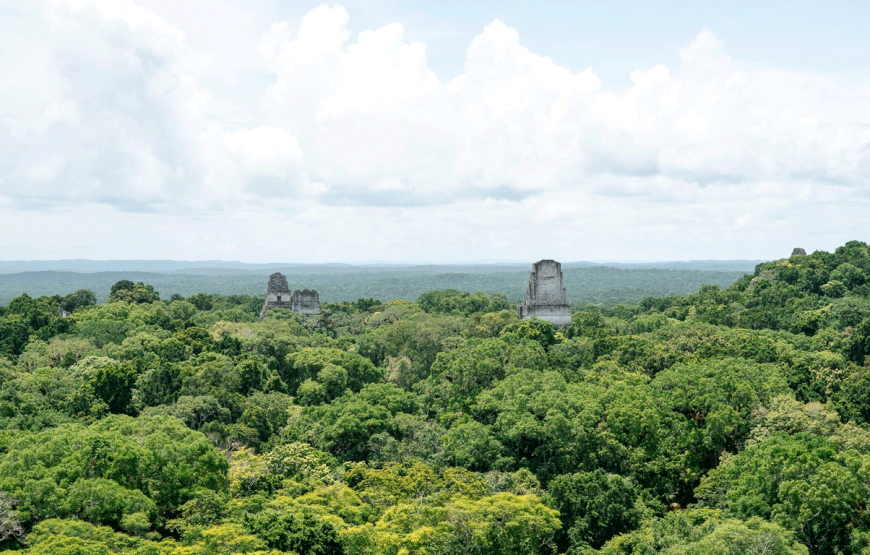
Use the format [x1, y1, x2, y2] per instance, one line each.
[133, 364, 182, 408]
[174, 326, 215, 355]
[651, 357, 790, 474]
[847, 317, 870, 365]
[108, 281, 159, 304]
[697, 433, 869, 555]
[236, 357, 268, 395]
[284, 347, 382, 398]
[441, 419, 504, 471]
[60, 290, 97, 313]
[0, 293, 76, 358]
[289, 392, 397, 461]
[428, 337, 546, 404]
[90, 363, 137, 415]
[829, 363, 870, 424]
[6, 294, 54, 330]
[0, 314, 31, 358]
[248, 509, 344, 554]
[2, 243, 870, 555]
[547, 470, 644, 550]
[500, 318, 558, 349]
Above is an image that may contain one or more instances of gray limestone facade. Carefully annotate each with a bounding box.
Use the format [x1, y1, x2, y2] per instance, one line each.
[518, 259, 572, 328]
[260, 272, 321, 318]
[791, 248, 807, 256]
[290, 289, 321, 315]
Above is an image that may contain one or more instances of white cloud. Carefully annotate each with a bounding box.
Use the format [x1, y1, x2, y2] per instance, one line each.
[258, 9, 870, 205]
[198, 124, 307, 202]
[0, 1, 868, 261]
[1, 0, 199, 210]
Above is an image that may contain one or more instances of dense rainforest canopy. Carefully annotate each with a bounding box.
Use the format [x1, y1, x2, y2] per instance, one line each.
[1, 241, 870, 554]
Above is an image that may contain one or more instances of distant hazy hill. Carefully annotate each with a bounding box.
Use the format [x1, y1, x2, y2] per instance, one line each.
[0, 259, 760, 307]
[0, 260, 350, 274]
[0, 259, 762, 275]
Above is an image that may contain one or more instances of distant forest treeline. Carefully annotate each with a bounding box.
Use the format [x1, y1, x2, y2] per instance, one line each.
[0, 261, 756, 308]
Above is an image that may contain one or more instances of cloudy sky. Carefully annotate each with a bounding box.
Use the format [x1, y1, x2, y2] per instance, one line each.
[1, 0, 869, 263]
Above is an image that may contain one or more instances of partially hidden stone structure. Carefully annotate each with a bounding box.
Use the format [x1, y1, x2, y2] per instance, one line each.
[259, 272, 321, 318]
[290, 289, 321, 315]
[518, 259, 572, 328]
[260, 272, 294, 318]
[791, 248, 807, 256]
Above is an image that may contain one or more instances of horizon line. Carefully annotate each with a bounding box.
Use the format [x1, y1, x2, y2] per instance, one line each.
[0, 257, 769, 265]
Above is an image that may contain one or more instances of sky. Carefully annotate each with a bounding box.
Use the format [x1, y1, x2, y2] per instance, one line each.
[1, 1, 869, 263]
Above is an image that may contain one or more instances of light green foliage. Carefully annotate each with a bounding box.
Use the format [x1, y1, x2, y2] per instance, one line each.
[72, 302, 133, 347]
[342, 492, 560, 555]
[193, 523, 277, 554]
[20, 518, 281, 554]
[229, 442, 335, 498]
[748, 395, 842, 443]
[471, 309, 519, 338]
[570, 309, 611, 339]
[418, 289, 511, 316]
[0, 415, 228, 526]
[5, 243, 870, 555]
[600, 509, 808, 555]
[17, 336, 100, 372]
[24, 518, 141, 551]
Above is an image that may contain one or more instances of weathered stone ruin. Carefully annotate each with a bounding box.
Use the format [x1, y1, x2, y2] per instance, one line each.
[259, 272, 321, 318]
[517, 259, 572, 328]
[260, 272, 294, 318]
[290, 289, 321, 315]
[791, 248, 807, 256]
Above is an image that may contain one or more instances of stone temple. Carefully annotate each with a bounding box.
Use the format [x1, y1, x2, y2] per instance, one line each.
[517, 260, 572, 328]
[290, 289, 321, 315]
[259, 272, 321, 318]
